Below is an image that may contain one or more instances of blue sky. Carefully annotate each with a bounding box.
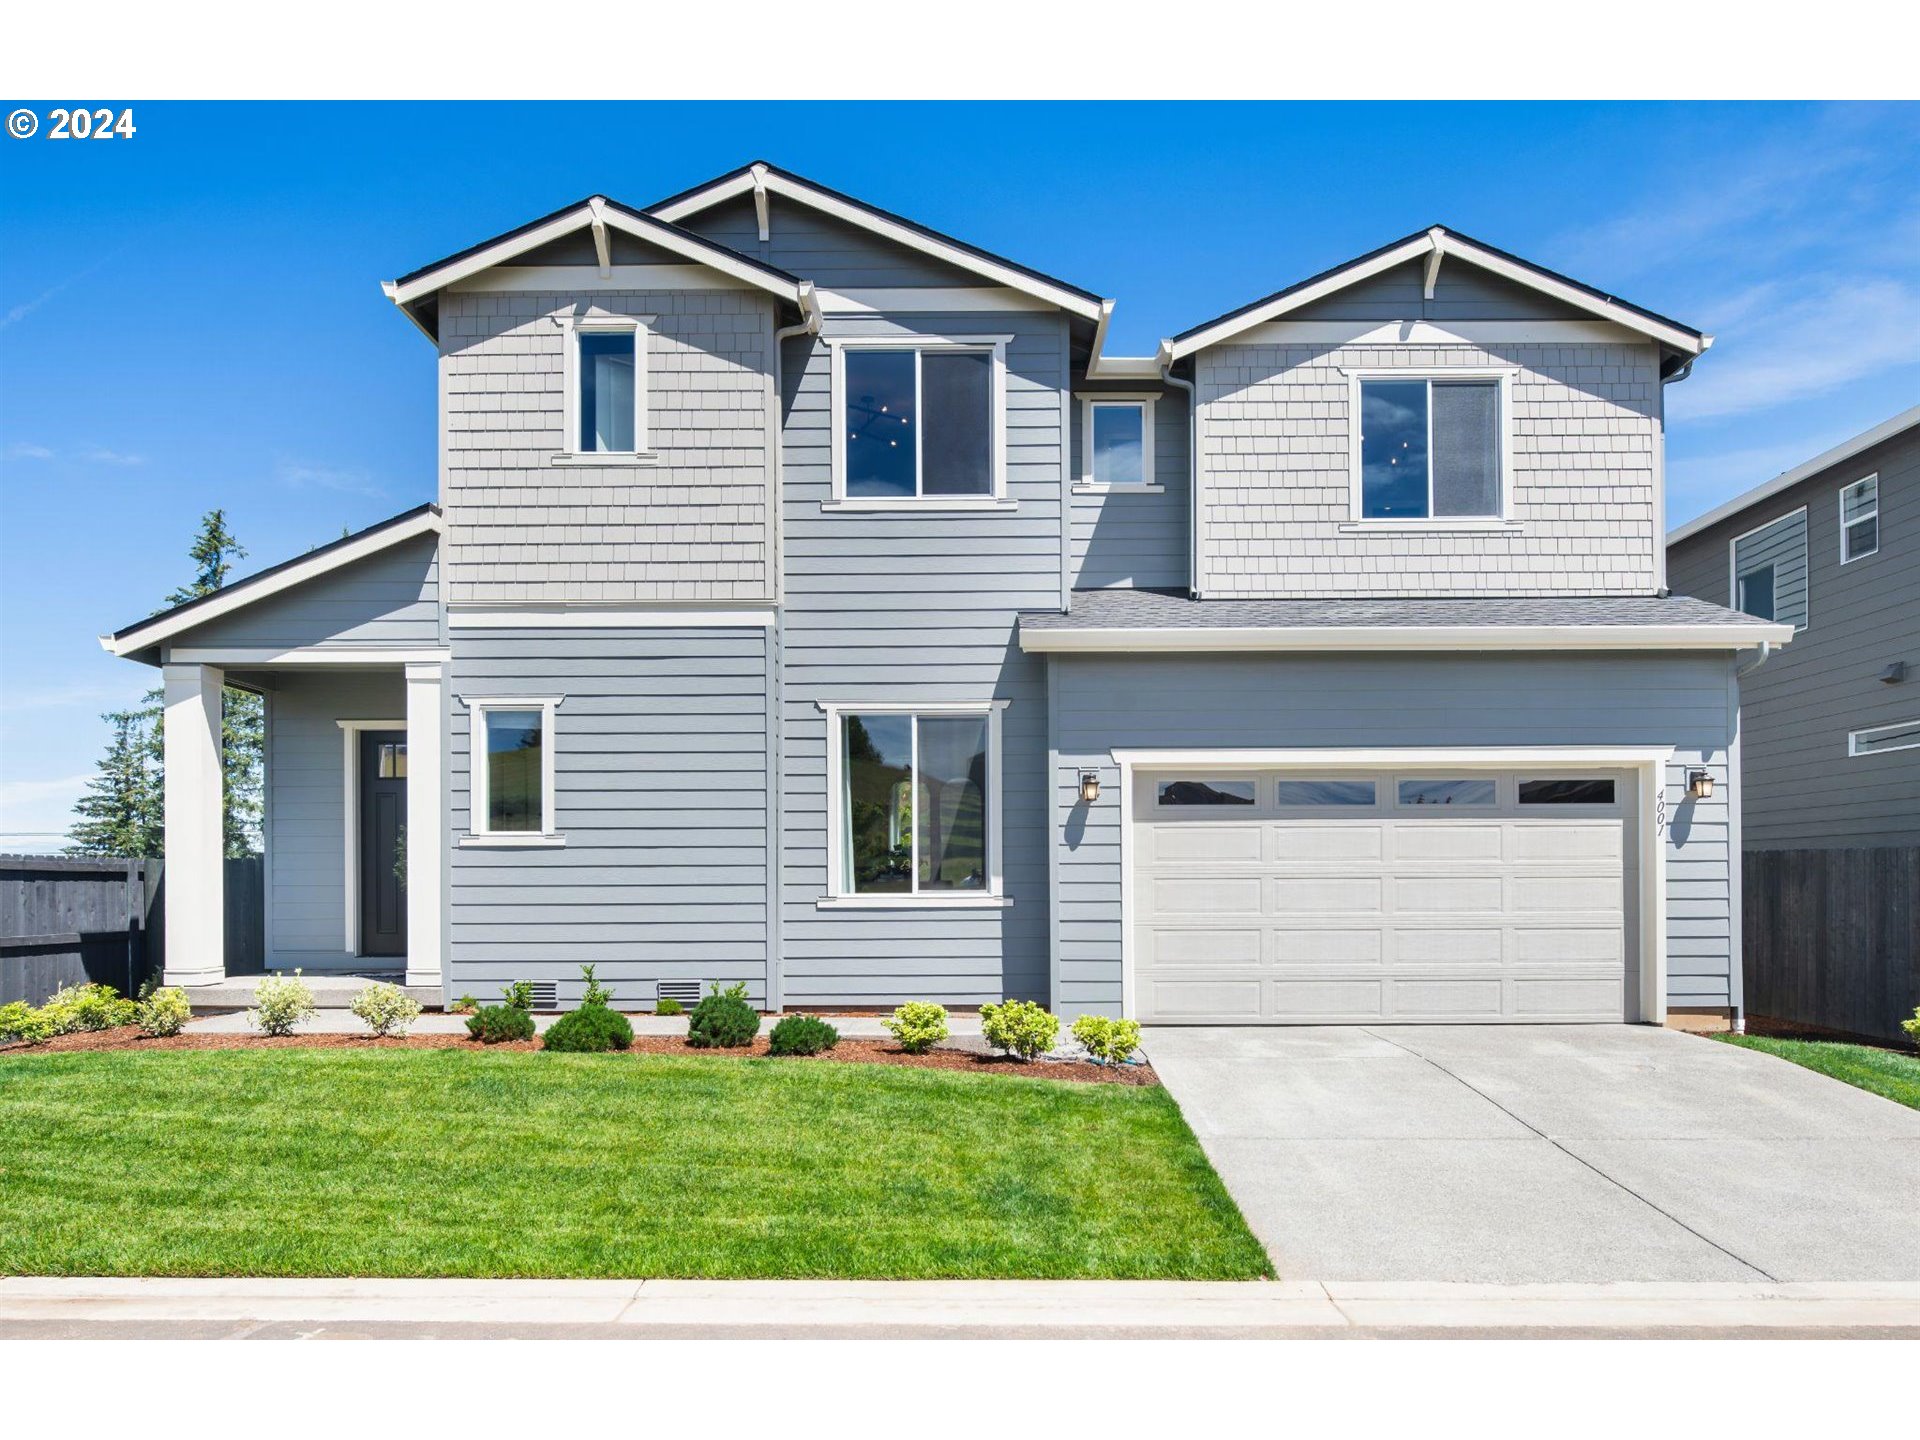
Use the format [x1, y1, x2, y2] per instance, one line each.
[3, 100, 1917, 847]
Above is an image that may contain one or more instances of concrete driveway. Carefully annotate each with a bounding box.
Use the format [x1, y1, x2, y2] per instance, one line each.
[1145, 1025, 1920, 1283]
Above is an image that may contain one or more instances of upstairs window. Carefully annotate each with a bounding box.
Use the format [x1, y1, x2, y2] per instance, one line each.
[1081, 397, 1156, 488]
[563, 315, 649, 459]
[833, 339, 1006, 504]
[1730, 507, 1808, 629]
[1841, 475, 1879, 562]
[1356, 376, 1505, 520]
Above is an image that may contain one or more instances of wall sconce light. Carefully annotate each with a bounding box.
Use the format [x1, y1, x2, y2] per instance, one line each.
[1686, 769, 1714, 800]
[1079, 771, 1102, 805]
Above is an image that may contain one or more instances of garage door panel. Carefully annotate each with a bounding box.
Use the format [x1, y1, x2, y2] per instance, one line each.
[1510, 874, 1621, 914]
[1392, 824, 1502, 862]
[1507, 823, 1622, 864]
[1390, 978, 1504, 1018]
[1393, 875, 1504, 913]
[1395, 927, 1503, 963]
[1145, 825, 1263, 864]
[1269, 876, 1384, 912]
[1270, 824, 1385, 862]
[1268, 978, 1385, 1017]
[1148, 875, 1264, 915]
[1511, 926, 1623, 964]
[1273, 928, 1385, 964]
[1143, 927, 1263, 967]
[1512, 976, 1625, 1017]
[1142, 978, 1264, 1021]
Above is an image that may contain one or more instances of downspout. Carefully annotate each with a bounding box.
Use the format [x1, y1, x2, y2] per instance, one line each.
[1160, 360, 1198, 598]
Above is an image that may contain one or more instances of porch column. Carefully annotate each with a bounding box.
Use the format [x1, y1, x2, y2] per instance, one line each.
[404, 661, 445, 990]
[162, 662, 225, 986]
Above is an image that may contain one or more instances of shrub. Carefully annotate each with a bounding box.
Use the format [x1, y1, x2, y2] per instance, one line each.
[768, 1014, 839, 1057]
[884, 1002, 950, 1055]
[135, 987, 193, 1039]
[578, 964, 614, 1009]
[466, 1004, 536, 1044]
[1071, 1013, 1143, 1066]
[981, 999, 1059, 1062]
[46, 982, 136, 1033]
[249, 971, 317, 1037]
[449, 994, 479, 1015]
[687, 981, 760, 1049]
[500, 980, 535, 1011]
[1904, 1007, 1920, 1046]
[351, 981, 422, 1038]
[543, 1004, 634, 1053]
[654, 996, 684, 1017]
[0, 1001, 54, 1045]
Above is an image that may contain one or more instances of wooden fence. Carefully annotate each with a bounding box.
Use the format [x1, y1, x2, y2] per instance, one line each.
[0, 855, 265, 1007]
[1743, 846, 1920, 1044]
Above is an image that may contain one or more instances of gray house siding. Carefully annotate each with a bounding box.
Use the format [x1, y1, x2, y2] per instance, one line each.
[773, 309, 1065, 1006]
[1288, 259, 1599, 324]
[445, 627, 773, 1007]
[1047, 651, 1739, 1017]
[678, 195, 986, 289]
[1068, 380, 1190, 590]
[1669, 424, 1920, 848]
[1726, 509, 1810, 630]
[156, 535, 441, 652]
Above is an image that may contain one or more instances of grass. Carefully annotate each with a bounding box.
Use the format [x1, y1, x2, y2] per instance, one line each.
[0, 1048, 1272, 1280]
[1715, 1033, 1920, 1111]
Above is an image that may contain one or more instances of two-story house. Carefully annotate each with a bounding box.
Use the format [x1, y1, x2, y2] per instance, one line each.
[102, 163, 1790, 1028]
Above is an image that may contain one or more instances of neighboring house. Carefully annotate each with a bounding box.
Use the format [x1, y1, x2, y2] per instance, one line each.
[100, 164, 1790, 1028]
[1667, 407, 1919, 1039]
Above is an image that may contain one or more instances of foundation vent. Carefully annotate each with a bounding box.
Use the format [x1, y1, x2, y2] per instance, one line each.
[527, 981, 559, 1011]
[656, 980, 703, 1007]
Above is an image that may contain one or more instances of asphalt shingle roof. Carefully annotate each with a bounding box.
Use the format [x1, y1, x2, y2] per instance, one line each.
[1020, 590, 1762, 631]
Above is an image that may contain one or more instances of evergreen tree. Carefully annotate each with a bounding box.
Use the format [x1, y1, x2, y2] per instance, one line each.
[163, 508, 247, 608]
[65, 705, 163, 857]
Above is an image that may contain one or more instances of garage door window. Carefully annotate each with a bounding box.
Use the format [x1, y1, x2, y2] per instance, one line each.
[1276, 779, 1377, 806]
[1155, 779, 1256, 806]
[1519, 778, 1617, 805]
[1397, 778, 1495, 807]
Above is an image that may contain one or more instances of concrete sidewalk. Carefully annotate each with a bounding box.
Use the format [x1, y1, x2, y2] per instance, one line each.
[2, 1278, 1916, 1339]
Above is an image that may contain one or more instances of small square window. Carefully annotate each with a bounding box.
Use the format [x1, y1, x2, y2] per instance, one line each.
[1276, 780, 1377, 806]
[1088, 401, 1151, 486]
[1518, 778, 1615, 805]
[1841, 475, 1879, 562]
[578, 328, 639, 453]
[1397, 778, 1496, 807]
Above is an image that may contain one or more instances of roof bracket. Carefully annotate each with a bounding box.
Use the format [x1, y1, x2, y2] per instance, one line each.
[751, 162, 771, 243]
[588, 196, 612, 278]
[1423, 227, 1446, 301]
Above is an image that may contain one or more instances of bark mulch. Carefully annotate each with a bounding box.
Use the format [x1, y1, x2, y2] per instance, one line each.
[2, 1025, 1157, 1086]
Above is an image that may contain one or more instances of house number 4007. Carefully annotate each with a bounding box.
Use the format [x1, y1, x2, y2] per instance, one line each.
[47, 108, 138, 140]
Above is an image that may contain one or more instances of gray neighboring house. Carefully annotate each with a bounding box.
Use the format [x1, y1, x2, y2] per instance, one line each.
[101, 165, 1790, 1028]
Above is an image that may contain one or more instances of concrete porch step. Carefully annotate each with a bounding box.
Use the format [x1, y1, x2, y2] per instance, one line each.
[188, 972, 442, 1013]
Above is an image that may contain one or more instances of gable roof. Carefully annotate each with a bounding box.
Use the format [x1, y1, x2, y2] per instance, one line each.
[1667, 405, 1920, 546]
[101, 504, 443, 660]
[383, 196, 809, 340]
[646, 161, 1108, 322]
[1161, 225, 1710, 365]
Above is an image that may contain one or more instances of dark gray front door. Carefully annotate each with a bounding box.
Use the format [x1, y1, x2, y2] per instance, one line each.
[359, 730, 407, 958]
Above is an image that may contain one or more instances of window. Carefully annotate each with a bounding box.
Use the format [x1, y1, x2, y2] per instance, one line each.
[1841, 476, 1879, 562]
[1397, 778, 1496, 807]
[1519, 778, 1616, 805]
[1081, 396, 1156, 488]
[1156, 779, 1256, 806]
[1276, 779, 1377, 807]
[832, 706, 1003, 899]
[376, 742, 407, 779]
[1355, 376, 1505, 520]
[1729, 507, 1808, 629]
[1735, 564, 1776, 621]
[560, 316, 649, 460]
[832, 339, 1006, 503]
[1849, 719, 1920, 757]
[467, 698, 560, 839]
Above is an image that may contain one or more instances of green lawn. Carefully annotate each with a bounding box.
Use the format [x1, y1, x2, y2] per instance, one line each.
[0, 1049, 1272, 1280]
[1716, 1033, 1920, 1110]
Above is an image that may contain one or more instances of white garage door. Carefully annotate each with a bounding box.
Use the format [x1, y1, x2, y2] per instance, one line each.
[1133, 769, 1635, 1024]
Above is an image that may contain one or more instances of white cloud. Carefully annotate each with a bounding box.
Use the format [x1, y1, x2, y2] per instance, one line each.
[4, 441, 54, 461]
[77, 445, 146, 466]
[277, 459, 387, 500]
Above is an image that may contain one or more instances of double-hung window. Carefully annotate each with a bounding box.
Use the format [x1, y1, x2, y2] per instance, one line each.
[1079, 395, 1156, 489]
[559, 315, 649, 462]
[1353, 373, 1509, 521]
[827, 704, 1005, 903]
[466, 698, 561, 842]
[831, 338, 1007, 505]
[1840, 475, 1879, 562]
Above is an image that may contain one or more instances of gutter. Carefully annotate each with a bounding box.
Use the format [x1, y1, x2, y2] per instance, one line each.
[1018, 622, 1798, 656]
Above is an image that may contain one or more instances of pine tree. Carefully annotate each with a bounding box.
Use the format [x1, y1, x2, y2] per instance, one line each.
[163, 508, 247, 608]
[65, 706, 163, 857]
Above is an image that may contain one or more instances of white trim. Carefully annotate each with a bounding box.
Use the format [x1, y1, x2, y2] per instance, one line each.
[1727, 506, 1808, 633]
[1668, 406, 1919, 544]
[458, 834, 568, 849]
[1228, 318, 1655, 347]
[1848, 718, 1920, 757]
[1018, 622, 1796, 655]
[1347, 369, 1515, 524]
[649, 169, 1106, 321]
[102, 510, 443, 657]
[817, 700, 1010, 903]
[336, 718, 406, 958]
[816, 287, 1054, 314]
[559, 311, 651, 461]
[448, 606, 777, 629]
[1107, 745, 1672, 1026]
[464, 696, 563, 841]
[819, 499, 1018, 514]
[403, 663, 445, 988]
[162, 664, 226, 986]
[167, 647, 451, 666]
[1080, 393, 1157, 490]
[827, 335, 1010, 505]
[446, 264, 753, 294]
[1839, 474, 1880, 565]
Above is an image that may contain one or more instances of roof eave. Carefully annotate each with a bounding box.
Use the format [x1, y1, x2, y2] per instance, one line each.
[1018, 622, 1795, 655]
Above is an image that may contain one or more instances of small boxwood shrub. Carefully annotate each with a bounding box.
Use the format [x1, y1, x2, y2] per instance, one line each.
[543, 1004, 634, 1053]
[768, 1013, 838, 1057]
[1904, 1007, 1920, 1046]
[687, 981, 759, 1049]
[884, 1001, 950, 1055]
[1070, 1013, 1142, 1065]
[135, 986, 193, 1038]
[466, 1004, 536, 1044]
[351, 981, 422, 1037]
[655, 995, 684, 1017]
[0, 1000, 54, 1045]
[249, 971, 317, 1037]
[981, 999, 1059, 1061]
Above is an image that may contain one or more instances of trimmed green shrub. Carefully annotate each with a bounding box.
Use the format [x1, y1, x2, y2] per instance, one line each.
[1071, 1013, 1143, 1066]
[249, 971, 317, 1037]
[768, 1014, 838, 1057]
[500, 980, 535, 1011]
[351, 981, 422, 1038]
[0, 1000, 54, 1045]
[884, 1001, 950, 1055]
[1903, 1007, 1920, 1046]
[45, 982, 136, 1033]
[579, 964, 614, 1008]
[543, 1004, 634, 1053]
[466, 1004, 536, 1044]
[654, 996, 684, 1017]
[687, 981, 759, 1049]
[135, 986, 193, 1039]
[981, 999, 1059, 1061]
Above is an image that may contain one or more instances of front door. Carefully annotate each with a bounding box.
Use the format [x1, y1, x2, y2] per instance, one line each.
[359, 730, 408, 958]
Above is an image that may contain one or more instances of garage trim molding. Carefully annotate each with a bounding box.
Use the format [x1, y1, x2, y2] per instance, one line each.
[1107, 745, 1676, 1025]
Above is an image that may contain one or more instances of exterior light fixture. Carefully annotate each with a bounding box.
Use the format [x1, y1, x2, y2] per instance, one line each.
[1079, 771, 1102, 804]
[1686, 769, 1714, 800]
